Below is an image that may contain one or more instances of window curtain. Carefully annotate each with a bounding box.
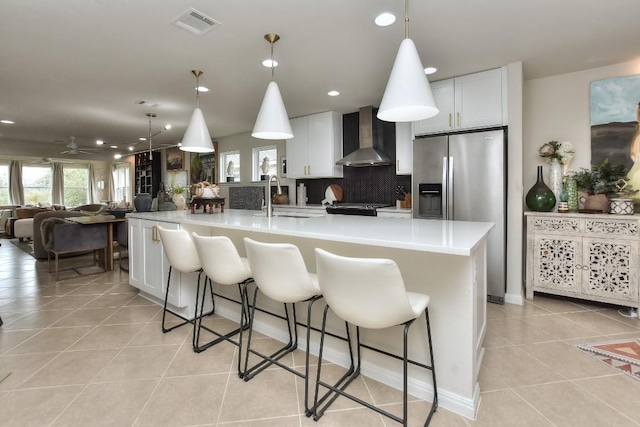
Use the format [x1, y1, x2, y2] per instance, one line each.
[88, 164, 97, 203]
[109, 165, 116, 202]
[51, 162, 64, 205]
[9, 160, 24, 205]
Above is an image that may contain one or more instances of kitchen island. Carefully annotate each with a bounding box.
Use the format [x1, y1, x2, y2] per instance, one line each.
[126, 209, 493, 419]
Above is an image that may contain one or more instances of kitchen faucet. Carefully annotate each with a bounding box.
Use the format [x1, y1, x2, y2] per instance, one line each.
[264, 174, 282, 217]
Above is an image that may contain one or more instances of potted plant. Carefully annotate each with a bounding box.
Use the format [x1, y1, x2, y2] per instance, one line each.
[571, 159, 628, 211]
[171, 185, 186, 210]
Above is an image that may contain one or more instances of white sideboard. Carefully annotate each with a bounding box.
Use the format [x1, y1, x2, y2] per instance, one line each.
[525, 212, 639, 309]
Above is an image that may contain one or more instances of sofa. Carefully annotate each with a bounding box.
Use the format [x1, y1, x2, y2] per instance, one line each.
[7, 207, 51, 241]
[32, 211, 88, 259]
[40, 216, 111, 279]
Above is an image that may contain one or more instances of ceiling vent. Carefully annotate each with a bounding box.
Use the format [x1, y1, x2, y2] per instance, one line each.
[171, 8, 221, 37]
[134, 100, 161, 108]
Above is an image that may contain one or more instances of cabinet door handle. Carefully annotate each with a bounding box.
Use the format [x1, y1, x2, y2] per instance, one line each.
[456, 112, 461, 127]
[152, 225, 157, 242]
[448, 113, 452, 128]
[396, 160, 400, 172]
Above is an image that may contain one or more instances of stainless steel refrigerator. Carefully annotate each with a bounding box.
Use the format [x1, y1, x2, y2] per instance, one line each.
[412, 129, 506, 302]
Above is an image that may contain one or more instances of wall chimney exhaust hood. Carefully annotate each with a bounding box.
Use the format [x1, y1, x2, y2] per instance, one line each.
[336, 106, 393, 167]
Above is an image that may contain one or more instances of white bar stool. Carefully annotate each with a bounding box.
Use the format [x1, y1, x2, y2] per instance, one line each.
[191, 233, 253, 374]
[243, 237, 322, 416]
[313, 248, 438, 426]
[156, 227, 213, 342]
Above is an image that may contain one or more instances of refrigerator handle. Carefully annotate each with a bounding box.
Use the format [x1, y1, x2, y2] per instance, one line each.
[448, 156, 454, 219]
[441, 156, 448, 219]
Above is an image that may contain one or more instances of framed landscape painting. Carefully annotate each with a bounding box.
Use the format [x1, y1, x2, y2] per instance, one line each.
[591, 74, 640, 199]
[590, 74, 640, 171]
[166, 147, 184, 170]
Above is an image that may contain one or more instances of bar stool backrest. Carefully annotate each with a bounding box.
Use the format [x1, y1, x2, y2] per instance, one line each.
[315, 248, 417, 329]
[192, 233, 251, 285]
[157, 226, 201, 273]
[244, 237, 320, 303]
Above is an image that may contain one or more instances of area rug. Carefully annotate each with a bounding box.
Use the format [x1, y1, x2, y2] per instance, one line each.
[9, 238, 35, 257]
[576, 338, 640, 381]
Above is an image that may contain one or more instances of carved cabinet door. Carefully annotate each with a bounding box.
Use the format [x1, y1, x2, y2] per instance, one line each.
[531, 234, 582, 295]
[581, 237, 639, 303]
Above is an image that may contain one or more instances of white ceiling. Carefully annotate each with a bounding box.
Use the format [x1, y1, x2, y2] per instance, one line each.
[1, 0, 638, 162]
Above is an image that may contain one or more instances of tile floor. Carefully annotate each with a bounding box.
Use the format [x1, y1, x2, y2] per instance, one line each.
[1, 238, 640, 426]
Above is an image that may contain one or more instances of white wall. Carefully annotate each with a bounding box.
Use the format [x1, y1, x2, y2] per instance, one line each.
[505, 62, 524, 304]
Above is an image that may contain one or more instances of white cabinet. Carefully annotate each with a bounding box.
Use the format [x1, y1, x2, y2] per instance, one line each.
[414, 68, 507, 136]
[395, 122, 413, 175]
[128, 218, 186, 307]
[526, 213, 639, 309]
[286, 111, 343, 178]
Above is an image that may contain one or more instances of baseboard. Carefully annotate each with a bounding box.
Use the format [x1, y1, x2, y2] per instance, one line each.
[504, 292, 524, 305]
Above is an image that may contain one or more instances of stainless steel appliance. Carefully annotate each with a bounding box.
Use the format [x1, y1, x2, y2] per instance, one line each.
[326, 203, 392, 216]
[412, 129, 506, 302]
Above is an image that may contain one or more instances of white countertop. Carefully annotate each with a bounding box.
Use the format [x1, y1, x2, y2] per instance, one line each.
[128, 209, 494, 256]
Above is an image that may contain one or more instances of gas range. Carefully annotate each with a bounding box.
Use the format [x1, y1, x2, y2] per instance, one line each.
[325, 203, 392, 217]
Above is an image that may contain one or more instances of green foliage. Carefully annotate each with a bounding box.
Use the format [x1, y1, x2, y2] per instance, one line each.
[572, 159, 628, 194]
[190, 154, 204, 183]
[172, 185, 184, 194]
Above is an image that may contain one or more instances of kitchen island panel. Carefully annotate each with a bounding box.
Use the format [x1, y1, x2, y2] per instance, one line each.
[126, 210, 490, 419]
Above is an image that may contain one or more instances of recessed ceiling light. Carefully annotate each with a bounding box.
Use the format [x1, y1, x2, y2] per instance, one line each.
[128, 146, 134, 151]
[96, 140, 104, 145]
[110, 145, 118, 149]
[327, 90, 340, 97]
[197, 86, 209, 92]
[262, 59, 278, 68]
[375, 12, 396, 27]
[177, 142, 182, 147]
[114, 153, 122, 159]
[139, 137, 146, 141]
[0, 119, 15, 124]
[424, 67, 437, 75]
[164, 124, 172, 130]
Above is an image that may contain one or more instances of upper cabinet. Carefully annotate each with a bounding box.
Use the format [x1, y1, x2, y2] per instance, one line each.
[395, 122, 413, 175]
[286, 111, 343, 178]
[414, 67, 507, 136]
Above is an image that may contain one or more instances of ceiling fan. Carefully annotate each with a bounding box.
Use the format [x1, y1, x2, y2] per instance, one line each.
[60, 136, 94, 155]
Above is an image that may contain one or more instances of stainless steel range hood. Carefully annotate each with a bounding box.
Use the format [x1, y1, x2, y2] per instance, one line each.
[336, 106, 393, 167]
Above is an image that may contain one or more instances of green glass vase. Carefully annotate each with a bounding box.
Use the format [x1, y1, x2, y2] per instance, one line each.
[526, 166, 556, 212]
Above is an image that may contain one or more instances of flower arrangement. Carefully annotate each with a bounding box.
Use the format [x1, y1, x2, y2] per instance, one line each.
[538, 140, 574, 165]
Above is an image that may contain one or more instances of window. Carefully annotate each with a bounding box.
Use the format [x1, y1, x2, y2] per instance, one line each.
[23, 166, 52, 205]
[113, 163, 131, 203]
[0, 164, 8, 205]
[63, 166, 89, 207]
[252, 146, 277, 181]
[220, 151, 240, 182]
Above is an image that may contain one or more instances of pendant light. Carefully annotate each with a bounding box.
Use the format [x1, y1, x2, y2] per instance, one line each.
[252, 34, 293, 140]
[180, 70, 214, 153]
[377, 0, 439, 122]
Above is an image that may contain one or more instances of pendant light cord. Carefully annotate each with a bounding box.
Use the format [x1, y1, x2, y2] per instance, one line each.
[270, 40, 275, 81]
[405, 0, 410, 39]
[192, 70, 203, 109]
